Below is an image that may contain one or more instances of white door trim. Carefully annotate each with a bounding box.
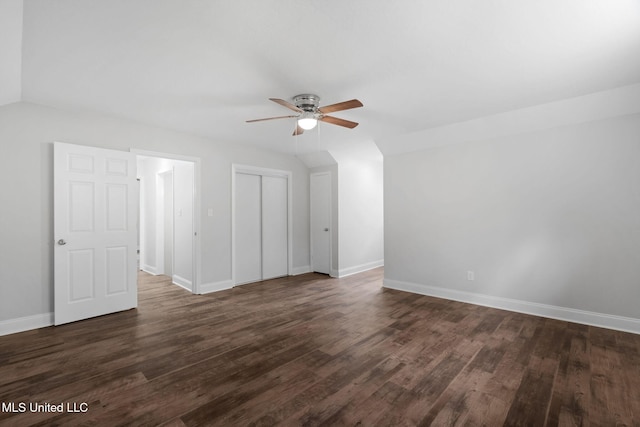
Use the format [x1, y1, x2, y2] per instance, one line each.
[131, 149, 201, 294]
[231, 164, 293, 286]
[310, 171, 333, 275]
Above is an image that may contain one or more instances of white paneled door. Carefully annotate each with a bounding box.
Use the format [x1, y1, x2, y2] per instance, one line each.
[54, 142, 138, 325]
[234, 168, 290, 285]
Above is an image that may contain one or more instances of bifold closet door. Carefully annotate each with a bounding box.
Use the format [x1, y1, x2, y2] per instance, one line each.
[261, 175, 288, 280]
[235, 173, 262, 285]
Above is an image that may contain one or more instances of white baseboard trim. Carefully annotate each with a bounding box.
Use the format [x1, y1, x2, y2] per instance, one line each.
[383, 278, 640, 335]
[199, 280, 234, 294]
[0, 312, 54, 337]
[141, 264, 157, 275]
[172, 274, 193, 292]
[338, 259, 384, 278]
[291, 265, 311, 275]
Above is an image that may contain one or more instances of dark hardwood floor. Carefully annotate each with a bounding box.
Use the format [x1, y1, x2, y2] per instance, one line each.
[1, 268, 639, 426]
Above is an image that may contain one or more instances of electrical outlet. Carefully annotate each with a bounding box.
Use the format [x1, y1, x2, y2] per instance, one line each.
[467, 271, 475, 281]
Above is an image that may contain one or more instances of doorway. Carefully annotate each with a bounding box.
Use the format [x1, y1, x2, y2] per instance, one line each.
[135, 151, 200, 293]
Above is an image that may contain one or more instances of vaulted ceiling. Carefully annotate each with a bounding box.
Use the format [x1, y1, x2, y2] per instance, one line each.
[3, 0, 640, 155]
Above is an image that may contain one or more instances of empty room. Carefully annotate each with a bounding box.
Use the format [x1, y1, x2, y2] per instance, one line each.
[1, 0, 639, 425]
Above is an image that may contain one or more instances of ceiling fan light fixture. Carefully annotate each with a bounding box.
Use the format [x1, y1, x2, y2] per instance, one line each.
[297, 114, 317, 130]
[298, 110, 318, 130]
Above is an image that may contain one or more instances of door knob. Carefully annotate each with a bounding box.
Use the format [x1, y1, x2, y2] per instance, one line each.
[324, 228, 329, 232]
[58, 239, 67, 245]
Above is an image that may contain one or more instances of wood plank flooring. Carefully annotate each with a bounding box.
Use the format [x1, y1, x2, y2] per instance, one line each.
[1, 268, 639, 426]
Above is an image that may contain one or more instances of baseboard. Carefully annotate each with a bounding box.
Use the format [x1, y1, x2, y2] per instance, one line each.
[0, 312, 54, 336]
[199, 280, 234, 294]
[291, 265, 311, 275]
[338, 259, 384, 278]
[383, 278, 640, 335]
[141, 264, 157, 275]
[172, 274, 193, 291]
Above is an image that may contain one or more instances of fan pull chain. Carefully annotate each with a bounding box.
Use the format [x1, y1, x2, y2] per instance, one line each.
[316, 116, 321, 153]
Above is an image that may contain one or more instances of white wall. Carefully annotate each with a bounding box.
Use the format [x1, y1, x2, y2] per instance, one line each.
[307, 141, 385, 278]
[0, 102, 310, 326]
[384, 112, 640, 332]
[333, 141, 385, 277]
[173, 161, 194, 289]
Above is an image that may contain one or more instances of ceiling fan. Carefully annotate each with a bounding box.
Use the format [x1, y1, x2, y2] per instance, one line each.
[246, 94, 363, 136]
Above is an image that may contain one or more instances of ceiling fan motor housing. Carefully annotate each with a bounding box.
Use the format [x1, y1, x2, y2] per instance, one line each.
[293, 94, 320, 112]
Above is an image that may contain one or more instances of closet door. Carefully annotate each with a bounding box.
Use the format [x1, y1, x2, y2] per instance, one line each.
[262, 175, 288, 280]
[310, 172, 331, 274]
[235, 173, 262, 285]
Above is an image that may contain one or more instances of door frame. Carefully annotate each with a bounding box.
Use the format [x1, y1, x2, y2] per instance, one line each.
[310, 171, 333, 275]
[132, 149, 202, 294]
[231, 164, 293, 285]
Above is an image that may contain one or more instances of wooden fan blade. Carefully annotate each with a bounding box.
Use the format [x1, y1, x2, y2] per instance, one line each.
[293, 125, 305, 136]
[319, 115, 359, 129]
[318, 99, 363, 114]
[246, 115, 297, 123]
[269, 98, 303, 113]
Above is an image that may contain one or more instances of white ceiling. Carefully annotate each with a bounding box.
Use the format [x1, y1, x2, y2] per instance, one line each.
[7, 0, 640, 155]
